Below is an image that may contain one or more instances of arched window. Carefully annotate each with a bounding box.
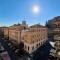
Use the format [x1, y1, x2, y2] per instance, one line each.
[28, 46, 29, 50]
[24, 27, 26, 29]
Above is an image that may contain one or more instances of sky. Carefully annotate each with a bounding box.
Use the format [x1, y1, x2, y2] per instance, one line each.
[0, 0, 60, 26]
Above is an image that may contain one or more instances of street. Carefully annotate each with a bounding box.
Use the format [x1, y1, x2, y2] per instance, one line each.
[0, 37, 52, 60]
[18, 40, 53, 60]
[32, 41, 52, 60]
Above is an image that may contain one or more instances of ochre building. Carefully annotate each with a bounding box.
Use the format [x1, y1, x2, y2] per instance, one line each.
[4, 22, 48, 54]
[4, 27, 9, 39]
[23, 24, 48, 53]
[4, 21, 28, 44]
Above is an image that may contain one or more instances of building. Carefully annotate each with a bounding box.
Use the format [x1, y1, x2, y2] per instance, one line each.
[23, 24, 48, 54]
[22, 21, 26, 26]
[47, 16, 60, 60]
[46, 16, 60, 39]
[8, 28, 21, 44]
[46, 16, 60, 28]
[49, 35, 60, 60]
[4, 22, 48, 54]
[0, 27, 7, 38]
[4, 27, 9, 39]
[4, 21, 28, 44]
[54, 35, 60, 60]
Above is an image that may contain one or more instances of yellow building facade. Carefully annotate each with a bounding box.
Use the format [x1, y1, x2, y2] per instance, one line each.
[9, 29, 21, 44]
[4, 22, 28, 44]
[23, 24, 48, 53]
[4, 27, 9, 39]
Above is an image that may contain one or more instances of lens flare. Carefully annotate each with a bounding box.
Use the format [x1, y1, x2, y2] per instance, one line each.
[32, 5, 40, 14]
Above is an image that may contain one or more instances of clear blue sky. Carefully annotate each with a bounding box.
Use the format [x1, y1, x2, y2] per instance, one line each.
[0, 0, 60, 26]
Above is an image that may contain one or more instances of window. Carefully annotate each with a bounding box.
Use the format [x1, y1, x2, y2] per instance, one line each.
[24, 27, 26, 29]
[28, 46, 29, 50]
[39, 43, 40, 45]
[36, 44, 38, 47]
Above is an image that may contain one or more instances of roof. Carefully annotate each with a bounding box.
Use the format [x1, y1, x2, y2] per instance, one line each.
[10, 23, 21, 27]
[54, 16, 60, 20]
[30, 24, 46, 28]
[48, 16, 60, 23]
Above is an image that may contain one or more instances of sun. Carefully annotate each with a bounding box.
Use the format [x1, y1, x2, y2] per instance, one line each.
[32, 5, 40, 14]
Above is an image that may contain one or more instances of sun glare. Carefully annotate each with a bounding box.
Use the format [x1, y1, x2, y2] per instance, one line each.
[32, 5, 40, 14]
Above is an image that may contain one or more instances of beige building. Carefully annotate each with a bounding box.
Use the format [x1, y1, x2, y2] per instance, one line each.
[4, 21, 28, 44]
[9, 24, 28, 44]
[23, 24, 48, 53]
[9, 28, 21, 44]
[4, 27, 9, 39]
[4, 22, 48, 54]
[46, 16, 60, 38]
[0, 27, 6, 37]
